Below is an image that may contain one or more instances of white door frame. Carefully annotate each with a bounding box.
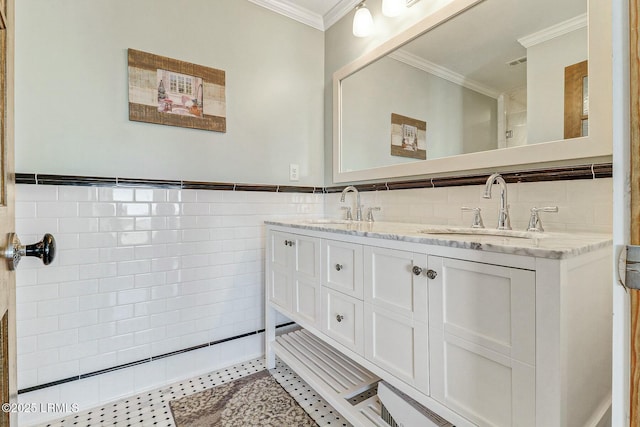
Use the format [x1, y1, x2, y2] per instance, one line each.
[613, 0, 631, 425]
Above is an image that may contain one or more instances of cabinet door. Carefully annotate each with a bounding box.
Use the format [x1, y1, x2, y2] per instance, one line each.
[363, 246, 428, 323]
[292, 234, 320, 281]
[292, 234, 321, 327]
[322, 288, 364, 354]
[428, 256, 535, 427]
[268, 231, 293, 311]
[364, 303, 429, 392]
[323, 239, 363, 298]
[267, 231, 320, 324]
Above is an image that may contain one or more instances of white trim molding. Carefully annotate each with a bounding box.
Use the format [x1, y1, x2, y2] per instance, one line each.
[389, 49, 501, 98]
[518, 13, 588, 48]
[324, 0, 362, 29]
[248, 0, 325, 30]
[248, 0, 359, 31]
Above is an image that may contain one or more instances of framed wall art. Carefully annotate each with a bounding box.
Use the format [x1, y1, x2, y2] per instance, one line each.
[390, 113, 426, 160]
[128, 49, 226, 132]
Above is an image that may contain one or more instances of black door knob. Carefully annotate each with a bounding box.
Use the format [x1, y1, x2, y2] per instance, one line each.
[25, 233, 56, 265]
[4, 232, 57, 270]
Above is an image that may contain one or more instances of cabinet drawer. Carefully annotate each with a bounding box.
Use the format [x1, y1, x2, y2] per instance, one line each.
[322, 288, 364, 355]
[323, 240, 363, 298]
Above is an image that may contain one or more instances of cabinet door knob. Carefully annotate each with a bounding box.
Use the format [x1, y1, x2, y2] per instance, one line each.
[426, 269, 438, 279]
[284, 240, 289, 246]
[412, 266, 423, 276]
[336, 314, 344, 322]
[335, 264, 343, 271]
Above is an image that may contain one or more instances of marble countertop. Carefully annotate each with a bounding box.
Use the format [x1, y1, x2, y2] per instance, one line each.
[265, 219, 612, 260]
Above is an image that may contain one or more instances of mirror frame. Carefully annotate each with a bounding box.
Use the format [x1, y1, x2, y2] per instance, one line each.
[332, 0, 612, 183]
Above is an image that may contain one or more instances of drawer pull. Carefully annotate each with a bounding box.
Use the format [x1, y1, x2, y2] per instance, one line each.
[412, 266, 423, 276]
[335, 264, 343, 271]
[426, 269, 438, 279]
[336, 314, 344, 322]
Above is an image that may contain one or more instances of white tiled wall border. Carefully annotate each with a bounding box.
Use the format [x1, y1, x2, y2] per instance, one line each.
[14, 174, 612, 425]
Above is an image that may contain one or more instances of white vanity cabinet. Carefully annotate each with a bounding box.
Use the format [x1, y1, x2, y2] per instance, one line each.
[264, 222, 612, 427]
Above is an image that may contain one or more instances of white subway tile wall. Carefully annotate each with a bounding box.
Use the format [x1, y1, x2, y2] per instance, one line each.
[327, 178, 613, 234]
[14, 178, 612, 425]
[16, 184, 323, 393]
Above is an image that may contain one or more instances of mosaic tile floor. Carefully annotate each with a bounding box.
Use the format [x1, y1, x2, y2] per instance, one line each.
[35, 358, 350, 427]
[38, 358, 351, 427]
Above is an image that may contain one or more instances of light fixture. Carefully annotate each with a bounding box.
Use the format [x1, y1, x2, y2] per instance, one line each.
[382, 0, 405, 17]
[352, 2, 374, 38]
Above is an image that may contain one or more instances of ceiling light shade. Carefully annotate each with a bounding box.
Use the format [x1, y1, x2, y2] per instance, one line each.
[382, 0, 405, 17]
[352, 3, 373, 37]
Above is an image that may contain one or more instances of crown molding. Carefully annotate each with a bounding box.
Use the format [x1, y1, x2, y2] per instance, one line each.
[389, 49, 501, 98]
[518, 13, 587, 48]
[249, 0, 357, 31]
[324, 0, 361, 29]
[248, 0, 325, 30]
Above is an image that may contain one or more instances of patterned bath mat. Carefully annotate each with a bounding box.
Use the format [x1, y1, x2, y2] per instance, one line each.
[169, 369, 319, 426]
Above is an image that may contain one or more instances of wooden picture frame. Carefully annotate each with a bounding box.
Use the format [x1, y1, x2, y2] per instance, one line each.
[128, 49, 226, 132]
[563, 60, 588, 139]
[390, 113, 427, 160]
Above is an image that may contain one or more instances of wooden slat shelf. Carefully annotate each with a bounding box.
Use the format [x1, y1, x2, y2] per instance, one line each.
[274, 329, 387, 426]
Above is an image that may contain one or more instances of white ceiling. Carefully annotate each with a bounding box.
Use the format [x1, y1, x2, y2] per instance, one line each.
[248, 0, 359, 31]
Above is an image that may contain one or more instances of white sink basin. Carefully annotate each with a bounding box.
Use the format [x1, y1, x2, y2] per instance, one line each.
[419, 226, 543, 239]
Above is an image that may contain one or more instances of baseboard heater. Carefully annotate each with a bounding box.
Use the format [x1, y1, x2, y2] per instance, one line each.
[378, 381, 454, 427]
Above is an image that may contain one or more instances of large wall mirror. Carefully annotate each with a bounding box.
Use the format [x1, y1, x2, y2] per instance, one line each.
[333, 0, 612, 183]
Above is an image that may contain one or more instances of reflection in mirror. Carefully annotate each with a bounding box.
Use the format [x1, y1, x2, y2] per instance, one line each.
[339, 0, 587, 174]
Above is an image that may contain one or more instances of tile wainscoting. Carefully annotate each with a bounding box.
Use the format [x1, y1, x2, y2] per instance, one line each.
[13, 166, 612, 425]
[15, 183, 323, 425]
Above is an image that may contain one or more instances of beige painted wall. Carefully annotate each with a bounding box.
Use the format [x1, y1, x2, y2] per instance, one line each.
[15, 0, 325, 186]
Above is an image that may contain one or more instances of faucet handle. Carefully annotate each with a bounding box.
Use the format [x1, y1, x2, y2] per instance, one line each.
[366, 207, 381, 222]
[461, 207, 485, 228]
[341, 206, 353, 221]
[527, 206, 559, 232]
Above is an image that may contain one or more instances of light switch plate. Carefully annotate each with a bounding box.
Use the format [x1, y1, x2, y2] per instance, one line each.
[289, 164, 299, 181]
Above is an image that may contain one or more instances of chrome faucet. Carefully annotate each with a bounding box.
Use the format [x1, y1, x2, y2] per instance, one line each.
[483, 173, 511, 230]
[340, 186, 362, 221]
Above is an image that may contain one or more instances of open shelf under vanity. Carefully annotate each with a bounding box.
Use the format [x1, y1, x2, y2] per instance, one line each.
[274, 328, 453, 427]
